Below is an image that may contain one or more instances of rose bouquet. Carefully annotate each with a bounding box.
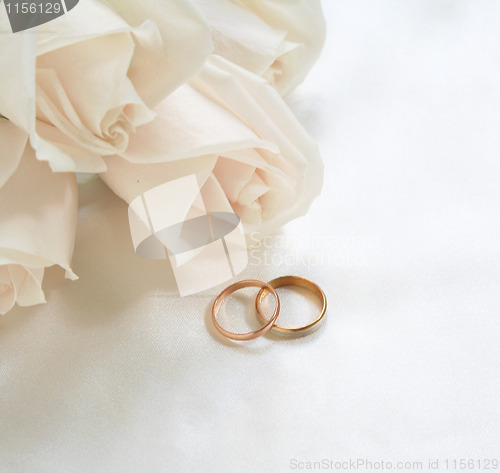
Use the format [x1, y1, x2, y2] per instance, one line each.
[0, 0, 326, 315]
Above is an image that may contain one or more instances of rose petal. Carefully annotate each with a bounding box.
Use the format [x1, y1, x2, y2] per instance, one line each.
[34, 15, 160, 172]
[194, 56, 315, 169]
[38, 26, 157, 135]
[193, 0, 297, 76]
[34, 121, 105, 173]
[0, 265, 16, 315]
[235, 173, 270, 207]
[120, 83, 279, 164]
[0, 16, 36, 132]
[0, 120, 29, 188]
[200, 174, 234, 214]
[102, 154, 219, 205]
[8, 265, 46, 307]
[212, 157, 256, 202]
[192, 56, 323, 229]
[99, 0, 213, 105]
[0, 143, 78, 282]
[237, 0, 326, 95]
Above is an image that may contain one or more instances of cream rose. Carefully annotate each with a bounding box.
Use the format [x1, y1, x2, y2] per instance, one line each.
[0, 123, 78, 315]
[100, 55, 323, 234]
[192, 0, 326, 95]
[0, 0, 212, 173]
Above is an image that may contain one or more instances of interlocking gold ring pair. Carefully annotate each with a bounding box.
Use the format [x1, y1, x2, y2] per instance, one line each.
[212, 276, 327, 341]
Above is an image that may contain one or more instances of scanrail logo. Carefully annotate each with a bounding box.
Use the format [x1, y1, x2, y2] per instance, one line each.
[1, 0, 79, 32]
[128, 175, 248, 296]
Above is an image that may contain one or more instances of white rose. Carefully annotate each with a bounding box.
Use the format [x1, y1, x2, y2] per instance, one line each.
[0, 0, 212, 173]
[192, 0, 326, 95]
[0, 122, 78, 316]
[100, 55, 323, 234]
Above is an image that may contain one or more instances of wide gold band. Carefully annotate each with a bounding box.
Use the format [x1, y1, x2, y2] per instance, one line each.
[255, 275, 327, 336]
[212, 279, 280, 341]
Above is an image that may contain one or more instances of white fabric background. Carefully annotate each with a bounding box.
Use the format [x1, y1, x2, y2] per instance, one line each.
[1, 1, 500, 472]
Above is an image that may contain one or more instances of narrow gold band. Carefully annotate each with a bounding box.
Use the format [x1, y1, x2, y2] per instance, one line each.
[255, 276, 327, 336]
[212, 279, 280, 341]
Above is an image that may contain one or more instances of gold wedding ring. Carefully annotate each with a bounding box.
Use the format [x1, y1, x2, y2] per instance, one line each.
[255, 276, 327, 337]
[212, 280, 280, 341]
[212, 276, 327, 341]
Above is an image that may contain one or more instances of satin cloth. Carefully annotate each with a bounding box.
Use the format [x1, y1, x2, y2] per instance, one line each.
[1, 2, 500, 471]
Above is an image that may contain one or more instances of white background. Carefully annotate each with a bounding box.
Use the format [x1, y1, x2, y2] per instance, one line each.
[1, 1, 500, 472]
